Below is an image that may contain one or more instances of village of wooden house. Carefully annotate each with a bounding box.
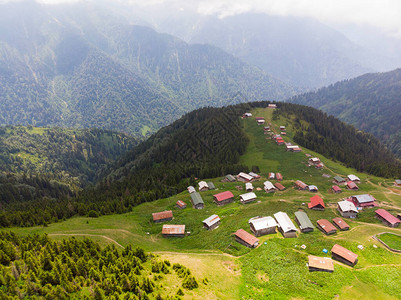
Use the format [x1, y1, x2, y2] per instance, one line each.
[130, 105, 401, 298]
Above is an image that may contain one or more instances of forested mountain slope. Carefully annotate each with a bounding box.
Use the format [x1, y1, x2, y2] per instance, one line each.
[2, 102, 400, 228]
[289, 69, 401, 157]
[155, 12, 373, 88]
[0, 126, 135, 227]
[0, 1, 295, 137]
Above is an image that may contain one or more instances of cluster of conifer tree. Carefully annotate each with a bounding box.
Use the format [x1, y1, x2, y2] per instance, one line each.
[0, 232, 196, 299]
[0, 105, 250, 227]
[273, 103, 401, 178]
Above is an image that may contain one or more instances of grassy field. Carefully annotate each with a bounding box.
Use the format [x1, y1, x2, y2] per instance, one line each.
[7, 107, 401, 299]
[378, 233, 401, 250]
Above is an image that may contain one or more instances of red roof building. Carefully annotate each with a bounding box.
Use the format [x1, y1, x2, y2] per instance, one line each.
[332, 217, 350, 231]
[347, 181, 359, 190]
[276, 173, 283, 181]
[274, 182, 285, 191]
[375, 209, 401, 227]
[308, 195, 325, 210]
[276, 138, 285, 145]
[295, 180, 308, 190]
[332, 185, 342, 193]
[317, 219, 337, 235]
[331, 244, 358, 266]
[213, 191, 234, 206]
[176, 200, 187, 209]
[152, 210, 173, 223]
[234, 229, 259, 248]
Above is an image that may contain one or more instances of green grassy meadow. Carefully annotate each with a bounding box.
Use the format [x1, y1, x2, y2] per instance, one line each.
[7, 107, 401, 299]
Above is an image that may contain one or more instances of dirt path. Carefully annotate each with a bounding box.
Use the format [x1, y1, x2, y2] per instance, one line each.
[153, 251, 237, 258]
[48, 233, 124, 248]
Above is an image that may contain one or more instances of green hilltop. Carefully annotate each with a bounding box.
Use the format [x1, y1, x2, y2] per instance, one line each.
[8, 105, 401, 299]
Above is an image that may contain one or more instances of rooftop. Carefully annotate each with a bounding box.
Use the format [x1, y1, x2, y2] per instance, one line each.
[203, 214, 221, 227]
[152, 210, 173, 221]
[308, 255, 334, 272]
[234, 229, 259, 246]
[375, 209, 401, 225]
[162, 225, 185, 235]
[331, 244, 358, 264]
[213, 191, 234, 202]
[249, 216, 278, 230]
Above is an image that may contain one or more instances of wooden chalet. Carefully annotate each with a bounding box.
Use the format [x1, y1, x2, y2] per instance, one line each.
[255, 117, 265, 125]
[333, 176, 346, 184]
[308, 256, 334, 273]
[308, 185, 318, 192]
[198, 181, 209, 192]
[263, 126, 270, 134]
[285, 142, 301, 152]
[294, 211, 315, 233]
[240, 192, 257, 204]
[190, 192, 204, 209]
[317, 219, 337, 235]
[294, 180, 308, 190]
[346, 181, 359, 190]
[207, 182, 216, 190]
[203, 214, 221, 230]
[248, 172, 261, 180]
[187, 186, 196, 193]
[249, 216, 278, 236]
[331, 244, 358, 267]
[308, 195, 325, 210]
[213, 191, 234, 206]
[276, 137, 285, 145]
[280, 126, 286, 131]
[332, 217, 350, 231]
[274, 211, 298, 238]
[375, 209, 401, 227]
[395, 179, 401, 186]
[268, 103, 277, 109]
[280, 131, 287, 135]
[245, 182, 254, 192]
[276, 173, 283, 181]
[309, 157, 321, 165]
[268, 172, 275, 179]
[264, 181, 277, 193]
[162, 225, 185, 238]
[347, 174, 360, 183]
[238, 172, 254, 182]
[337, 200, 358, 218]
[243, 112, 252, 118]
[332, 185, 342, 193]
[315, 163, 324, 169]
[350, 194, 377, 208]
[274, 182, 286, 191]
[176, 200, 187, 209]
[152, 210, 173, 223]
[225, 174, 236, 182]
[234, 229, 259, 248]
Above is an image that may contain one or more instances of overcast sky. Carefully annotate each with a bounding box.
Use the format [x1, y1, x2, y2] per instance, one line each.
[3, 0, 401, 37]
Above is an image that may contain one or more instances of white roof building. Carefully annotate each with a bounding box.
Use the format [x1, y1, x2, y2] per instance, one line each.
[187, 186, 196, 193]
[202, 214, 220, 227]
[274, 212, 297, 233]
[337, 200, 358, 213]
[348, 174, 360, 182]
[240, 192, 257, 202]
[238, 172, 254, 182]
[245, 182, 254, 191]
[244, 112, 252, 117]
[249, 216, 278, 231]
[264, 181, 276, 191]
[198, 181, 209, 191]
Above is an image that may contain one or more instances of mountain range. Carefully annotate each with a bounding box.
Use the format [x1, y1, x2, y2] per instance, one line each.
[0, 1, 295, 137]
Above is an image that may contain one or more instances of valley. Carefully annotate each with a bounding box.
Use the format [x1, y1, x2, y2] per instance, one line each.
[8, 107, 401, 299]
